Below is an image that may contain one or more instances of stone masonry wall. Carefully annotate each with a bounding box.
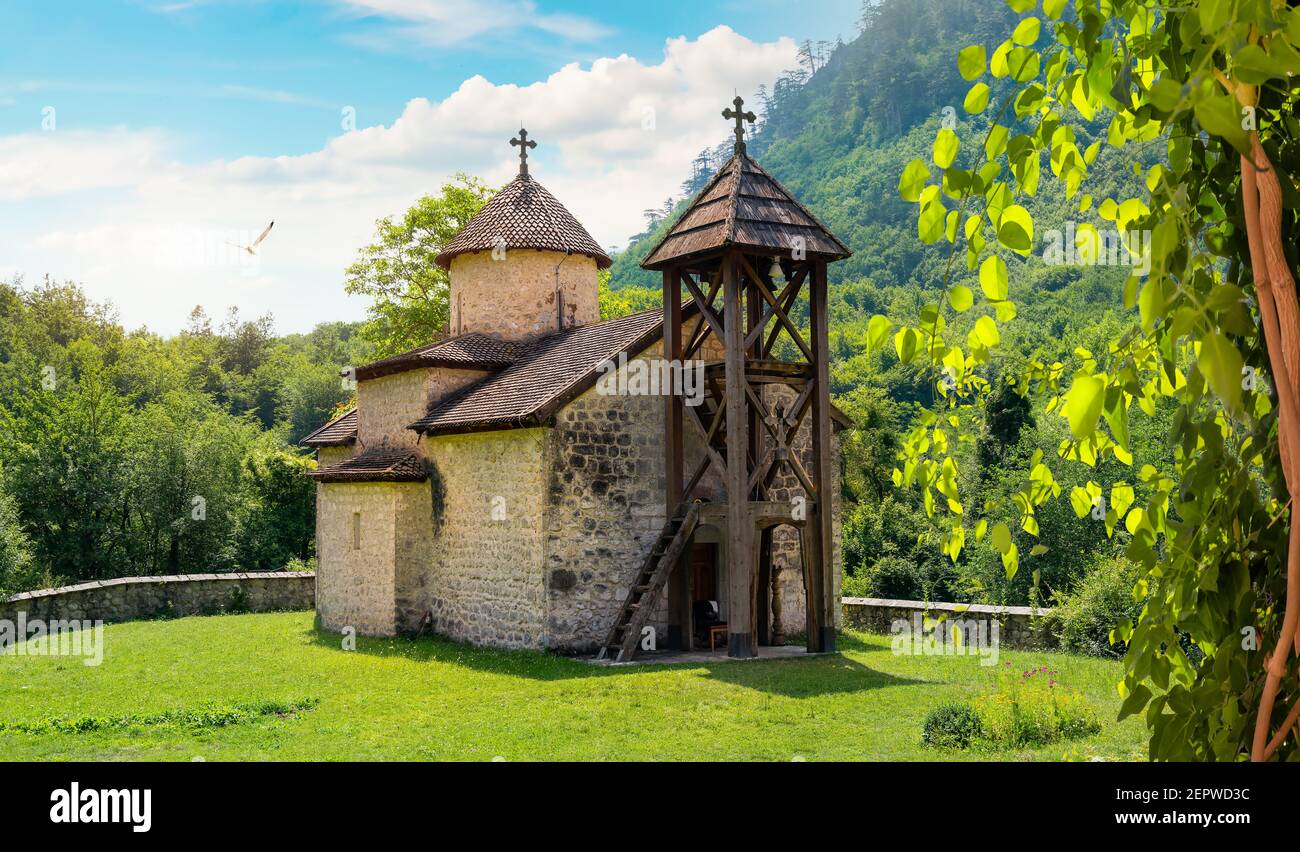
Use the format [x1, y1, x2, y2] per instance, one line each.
[316, 482, 404, 635]
[356, 367, 485, 450]
[450, 250, 599, 342]
[543, 355, 669, 653]
[415, 429, 547, 648]
[317, 445, 352, 467]
[841, 597, 1058, 650]
[0, 572, 314, 625]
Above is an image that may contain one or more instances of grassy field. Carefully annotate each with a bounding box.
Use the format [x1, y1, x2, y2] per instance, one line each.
[0, 612, 1146, 761]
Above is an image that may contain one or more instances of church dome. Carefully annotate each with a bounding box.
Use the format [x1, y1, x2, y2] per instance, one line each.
[435, 173, 612, 270]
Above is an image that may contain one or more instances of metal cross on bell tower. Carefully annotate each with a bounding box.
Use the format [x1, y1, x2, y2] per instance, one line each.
[721, 96, 756, 155]
[510, 127, 538, 176]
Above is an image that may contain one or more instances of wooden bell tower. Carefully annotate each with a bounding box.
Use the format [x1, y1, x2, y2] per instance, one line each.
[640, 96, 851, 658]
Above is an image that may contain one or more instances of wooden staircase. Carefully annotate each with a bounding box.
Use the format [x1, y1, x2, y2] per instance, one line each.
[596, 504, 701, 662]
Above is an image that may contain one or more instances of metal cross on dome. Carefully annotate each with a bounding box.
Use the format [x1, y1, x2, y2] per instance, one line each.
[510, 127, 538, 176]
[722, 96, 756, 155]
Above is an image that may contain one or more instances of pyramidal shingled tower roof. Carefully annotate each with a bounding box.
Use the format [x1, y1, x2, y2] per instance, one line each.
[641, 151, 851, 271]
[435, 128, 611, 270]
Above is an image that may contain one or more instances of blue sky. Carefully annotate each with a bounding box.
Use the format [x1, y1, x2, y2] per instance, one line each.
[1, 0, 858, 333]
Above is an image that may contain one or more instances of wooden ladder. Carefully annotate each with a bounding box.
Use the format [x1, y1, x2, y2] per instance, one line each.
[596, 504, 700, 662]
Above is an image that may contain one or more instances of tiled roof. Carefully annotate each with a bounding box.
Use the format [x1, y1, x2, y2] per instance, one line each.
[435, 174, 612, 270]
[409, 309, 666, 436]
[642, 152, 851, 270]
[308, 448, 429, 483]
[353, 333, 528, 381]
[300, 408, 358, 447]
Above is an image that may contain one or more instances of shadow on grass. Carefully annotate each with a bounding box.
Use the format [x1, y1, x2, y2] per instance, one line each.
[303, 626, 925, 698]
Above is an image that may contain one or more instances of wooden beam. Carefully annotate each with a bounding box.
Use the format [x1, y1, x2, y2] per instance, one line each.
[664, 268, 686, 650]
[664, 268, 684, 516]
[681, 272, 725, 344]
[764, 266, 808, 358]
[738, 255, 814, 362]
[723, 252, 755, 658]
[744, 272, 801, 352]
[684, 403, 728, 490]
[684, 271, 722, 360]
[807, 260, 836, 653]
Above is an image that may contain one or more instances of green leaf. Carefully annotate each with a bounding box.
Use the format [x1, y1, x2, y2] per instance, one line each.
[1062, 372, 1105, 439]
[1007, 47, 1041, 82]
[974, 315, 1000, 347]
[1193, 93, 1250, 156]
[1111, 483, 1135, 518]
[918, 201, 946, 243]
[933, 128, 960, 169]
[991, 522, 1012, 554]
[997, 205, 1033, 254]
[979, 255, 1009, 301]
[867, 314, 892, 351]
[1005, 0, 1035, 12]
[1069, 486, 1092, 518]
[898, 159, 930, 202]
[894, 327, 919, 363]
[1012, 17, 1040, 45]
[957, 45, 987, 81]
[1148, 78, 1181, 112]
[1118, 684, 1153, 721]
[1198, 0, 1230, 33]
[963, 82, 991, 115]
[1042, 0, 1065, 19]
[1198, 331, 1244, 414]
[1232, 44, 1298, 85]
[948, 286, 973, 312]
[985, 124, 1009, 159]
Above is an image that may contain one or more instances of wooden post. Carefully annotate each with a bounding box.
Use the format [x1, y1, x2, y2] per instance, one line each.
[664, 268, 688, 650]
[808, 260, 836, 653]
[723, 253, 755, 657]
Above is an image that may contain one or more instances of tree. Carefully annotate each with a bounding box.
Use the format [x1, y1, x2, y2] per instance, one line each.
[230, 449, 316, 571]
[888, 0, 1300, 760]
[0, 340, 131, 582]
[344, 174, 495, 358]
[0, 467, 38, 597]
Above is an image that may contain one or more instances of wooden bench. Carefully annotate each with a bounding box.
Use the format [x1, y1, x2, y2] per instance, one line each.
[709, 623, 728, 651]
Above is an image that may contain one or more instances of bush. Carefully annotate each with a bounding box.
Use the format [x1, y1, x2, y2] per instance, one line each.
[922, 702, 983, 749]
[975, 665, 1101, 748]
[923, 667, 1102, 750]
[1053, 557, 1144, 658]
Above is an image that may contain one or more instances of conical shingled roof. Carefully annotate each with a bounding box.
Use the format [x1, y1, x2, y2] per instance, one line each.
[435, 174, 612, 270]
[641, 152, 851, 270]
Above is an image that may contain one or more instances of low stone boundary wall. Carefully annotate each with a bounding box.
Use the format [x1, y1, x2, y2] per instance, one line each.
[0, 572, 315, 624]
[842, 597, 1057, 650]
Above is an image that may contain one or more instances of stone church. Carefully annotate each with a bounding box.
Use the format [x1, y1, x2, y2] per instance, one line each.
[304, 113, 849, 657]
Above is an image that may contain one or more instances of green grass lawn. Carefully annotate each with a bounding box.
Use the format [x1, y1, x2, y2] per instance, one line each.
[0, 612, 1147, 761]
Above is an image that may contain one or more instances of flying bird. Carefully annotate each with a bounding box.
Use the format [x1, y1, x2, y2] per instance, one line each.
[228, 220, 275, 255]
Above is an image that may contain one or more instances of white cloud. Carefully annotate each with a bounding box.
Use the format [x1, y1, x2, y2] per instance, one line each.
[0, 26, 798, 334]
[332, 0, 613, 47]
[0, 128, 170, 201]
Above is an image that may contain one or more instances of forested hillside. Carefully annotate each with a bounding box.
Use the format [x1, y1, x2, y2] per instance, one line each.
[0, 277, 365, 594]
[609, 0, 1168, 630]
